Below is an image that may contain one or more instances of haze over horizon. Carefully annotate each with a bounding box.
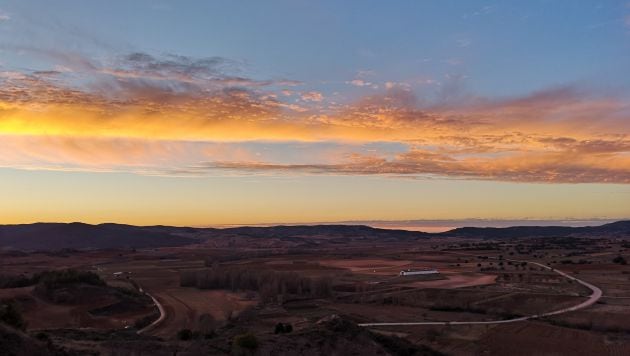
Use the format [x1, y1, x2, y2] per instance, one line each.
[1, 0, 630, 225]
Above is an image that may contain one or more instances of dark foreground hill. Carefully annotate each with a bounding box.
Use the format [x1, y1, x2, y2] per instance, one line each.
[0, 314, 443, 356]
[0, 221, 628, 251]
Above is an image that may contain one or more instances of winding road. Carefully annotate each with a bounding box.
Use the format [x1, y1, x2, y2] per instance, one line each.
[137, 292, 167, 334]
[131, 258, 603, 331]
[359, 259, 602, 327]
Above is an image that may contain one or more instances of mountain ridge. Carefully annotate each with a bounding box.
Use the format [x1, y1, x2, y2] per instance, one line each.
[0, 220, 628, 251]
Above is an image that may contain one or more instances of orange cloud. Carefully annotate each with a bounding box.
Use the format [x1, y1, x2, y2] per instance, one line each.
[1, 52, 629, 183]
[201, 146, 630, 183]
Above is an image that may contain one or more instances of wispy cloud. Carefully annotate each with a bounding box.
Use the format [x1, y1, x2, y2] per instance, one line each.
[347, 79, 377, 88]
[0, 50, 629, 183]
[300, 91, 323, 102]
[455, 38, 472, 48]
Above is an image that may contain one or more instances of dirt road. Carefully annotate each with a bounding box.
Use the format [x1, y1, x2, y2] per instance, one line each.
[359, 258, 602, 327]
[137, 292, 166, 334]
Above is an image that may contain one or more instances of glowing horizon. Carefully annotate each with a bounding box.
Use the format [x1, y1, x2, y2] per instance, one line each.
[1, 1, 629, 224]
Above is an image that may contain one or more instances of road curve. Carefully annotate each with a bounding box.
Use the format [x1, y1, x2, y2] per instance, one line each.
[359, 259, 602, 327]
[137, 292, 167, 334]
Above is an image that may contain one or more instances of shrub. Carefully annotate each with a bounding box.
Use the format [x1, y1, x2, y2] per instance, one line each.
[204, 331, 217, 339]
[613, 256, 627, 265]
[34, 269, 105, 291]
[371, 332, 443, 356]
[177, 328, 193, 341]
[0, 275, 36, 289]
[234, 333, 258, 350]
[0, 301, 26, 330]
[198, 313, 216, 334]
[426, 329, 440, 342]
[274, 322, 293, 334]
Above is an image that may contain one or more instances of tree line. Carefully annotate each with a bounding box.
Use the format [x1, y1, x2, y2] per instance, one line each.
[1, 269, 104, 289]
[181, 266, 332, 302]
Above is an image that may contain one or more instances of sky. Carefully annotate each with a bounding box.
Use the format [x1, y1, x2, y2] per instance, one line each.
[0, 0, 630, 226]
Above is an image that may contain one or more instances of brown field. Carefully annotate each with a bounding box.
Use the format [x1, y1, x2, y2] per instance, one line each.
[149, 289, 256, 338]
[0, 278, 154, 330]
[3, 234, 630, 355]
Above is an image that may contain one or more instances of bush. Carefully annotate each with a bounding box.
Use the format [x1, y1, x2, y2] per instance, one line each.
[0, 275, 36, 289]
[274, 322, 283, 334]
[204, 331, 217, 339]
[198, 313, 216, 334]
[37, 269, 105, 289]
[274, 322, 293, 334]
[177, 328, 193, 341]
[0, 302, 26, 330]
[372, 332, 443, 356]
[2, 269, 105, 291]
[426, 329, 440, 342]
[234, 333, 258, 350]
[613, 256, 627, 265]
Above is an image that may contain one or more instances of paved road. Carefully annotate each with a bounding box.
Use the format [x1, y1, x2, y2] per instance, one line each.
[137, 292, 167, 334]
[359, 258, 602, 327]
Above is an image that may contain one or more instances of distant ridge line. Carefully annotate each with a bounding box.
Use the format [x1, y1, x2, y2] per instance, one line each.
[0, 220, 628, 251]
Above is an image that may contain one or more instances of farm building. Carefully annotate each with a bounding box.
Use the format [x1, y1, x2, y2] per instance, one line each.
[399, 268, 439, 276]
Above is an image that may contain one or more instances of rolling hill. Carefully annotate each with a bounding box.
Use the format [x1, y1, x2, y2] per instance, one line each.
[0, 221, 628, 251]
[0, 222, 198, 250]
[439, 220, 630, 238]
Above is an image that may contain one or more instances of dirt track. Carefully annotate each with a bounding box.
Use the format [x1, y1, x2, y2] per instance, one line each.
[144, 292, 194, 338]
[137, 292, 167, 335]
[139, 288, 256, 338]
[359, 258, 602, 327]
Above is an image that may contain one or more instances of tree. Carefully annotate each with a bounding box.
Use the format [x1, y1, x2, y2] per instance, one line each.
[198, 313, 216, 335]
[426, 329, 440, 342]
[234, 333, 258, 350]
[274, 322, 284, 334]
[274, 322, 293, 334]
[177, 328, 193, 341]
[0, 302, 26, 330]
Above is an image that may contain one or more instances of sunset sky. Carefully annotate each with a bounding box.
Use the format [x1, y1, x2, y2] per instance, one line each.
[1, 1, 630, 226]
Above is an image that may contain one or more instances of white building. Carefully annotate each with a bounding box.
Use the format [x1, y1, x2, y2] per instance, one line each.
[399, 268, 439, 276]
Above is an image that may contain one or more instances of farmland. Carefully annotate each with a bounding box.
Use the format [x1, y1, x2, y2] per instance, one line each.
[2, 223, 630, 355]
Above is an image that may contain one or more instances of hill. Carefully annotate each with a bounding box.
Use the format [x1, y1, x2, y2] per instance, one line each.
[0, 221, 629, 251]
[440, 220, 630, 238]
[218, 224, 427, 239]
[0, 222, 198, 250]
